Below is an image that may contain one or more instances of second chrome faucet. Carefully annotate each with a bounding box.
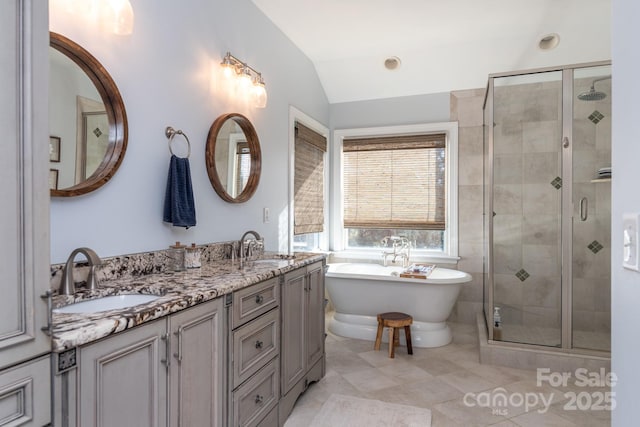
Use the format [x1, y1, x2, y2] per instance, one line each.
[59, 247, 102, 295]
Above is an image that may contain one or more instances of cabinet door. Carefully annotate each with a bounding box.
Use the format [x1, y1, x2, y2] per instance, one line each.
[169, 299, 225, 427]
[0, 0, 51, 370]
[78, 320, 168, 427]
[280, 269, 306, 395]
[0, 355, 51, 426]
[306, 262, 325, 368]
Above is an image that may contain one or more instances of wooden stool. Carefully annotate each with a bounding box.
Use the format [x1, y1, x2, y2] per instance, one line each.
[374, 312, 413, 358]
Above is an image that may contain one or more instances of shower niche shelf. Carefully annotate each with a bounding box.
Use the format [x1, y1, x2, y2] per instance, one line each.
[590, 178, 611, 183]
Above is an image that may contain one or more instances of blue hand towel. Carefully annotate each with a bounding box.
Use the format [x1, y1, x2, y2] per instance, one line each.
[163, 154, 196, 228]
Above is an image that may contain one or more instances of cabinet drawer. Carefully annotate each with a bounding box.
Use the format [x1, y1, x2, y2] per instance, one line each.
[232, 309, 279, 387]
[232, 358, 279, 427]
[256, 406, 278, 427]
[0, 355, 51, 426]
[232, 278, 279, 328]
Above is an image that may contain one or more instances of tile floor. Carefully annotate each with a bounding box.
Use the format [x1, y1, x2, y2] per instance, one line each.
[284, 321, 612, 426]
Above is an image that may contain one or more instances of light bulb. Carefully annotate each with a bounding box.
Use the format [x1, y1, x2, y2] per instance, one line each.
[221, 53, 235, 79]
[238, 66, 253, 89]
[222, 66, 234, 79]
[253, 77, 267, 108]
[102, 0, 134, 35]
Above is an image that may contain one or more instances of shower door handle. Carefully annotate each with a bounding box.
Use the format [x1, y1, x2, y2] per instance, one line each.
[580, 197, 588, 221]
[563, 137, 570, 148]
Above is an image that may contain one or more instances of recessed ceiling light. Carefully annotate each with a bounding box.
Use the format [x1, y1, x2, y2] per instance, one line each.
[538, 33, 560, 50]
[384, 56, 401, 70]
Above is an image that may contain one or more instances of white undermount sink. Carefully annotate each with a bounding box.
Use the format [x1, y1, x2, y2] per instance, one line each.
[251, 259, 291, 267]
[53, 294, 161, 314]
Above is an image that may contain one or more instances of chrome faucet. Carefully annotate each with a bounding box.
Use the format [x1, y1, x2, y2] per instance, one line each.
[381, 236, 411, 268]
[59, 247, 102, 295]
[238, 230, 263, 266]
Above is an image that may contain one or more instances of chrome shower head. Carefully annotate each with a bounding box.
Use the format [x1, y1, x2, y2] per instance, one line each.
[577, 75, 611, 101]
[578, 87, 607, 101]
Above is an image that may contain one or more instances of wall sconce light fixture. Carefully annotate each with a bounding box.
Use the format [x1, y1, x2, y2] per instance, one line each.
[55, 0, 134, 35]
[220, 52, 268, 108]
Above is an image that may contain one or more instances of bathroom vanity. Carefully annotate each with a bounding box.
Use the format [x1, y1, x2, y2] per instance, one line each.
[50, 252, 326, 427]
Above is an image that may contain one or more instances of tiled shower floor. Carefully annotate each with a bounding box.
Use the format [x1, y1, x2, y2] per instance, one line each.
[284, 318, 611, 426]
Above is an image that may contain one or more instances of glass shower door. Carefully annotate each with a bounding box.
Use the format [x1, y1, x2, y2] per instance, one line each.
[571, 65, 611, 351]
[491, 71, 563, 347]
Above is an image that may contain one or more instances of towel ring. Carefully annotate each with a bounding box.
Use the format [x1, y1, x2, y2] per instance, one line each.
[165, 126, 191, 158]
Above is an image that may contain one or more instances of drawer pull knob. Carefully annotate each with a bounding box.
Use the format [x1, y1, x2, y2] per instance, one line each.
[255, 394, 264, 405]
[255, 340, 263, 349]
[255, 294, 264, 304]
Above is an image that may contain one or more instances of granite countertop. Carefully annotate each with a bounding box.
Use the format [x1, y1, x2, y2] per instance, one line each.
[51, 252, 325, 352]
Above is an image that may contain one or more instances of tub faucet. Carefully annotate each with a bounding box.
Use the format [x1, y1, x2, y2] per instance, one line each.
[59, 247, 102, 295]
[381, 236, 411, 268]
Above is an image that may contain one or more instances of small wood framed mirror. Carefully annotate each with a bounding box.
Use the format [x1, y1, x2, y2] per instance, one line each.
[49, 32, 128, 197]
[205, 113, 261, 203]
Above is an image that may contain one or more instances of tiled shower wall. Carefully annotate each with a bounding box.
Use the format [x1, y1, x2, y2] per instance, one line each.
[449, 89, 486, 323]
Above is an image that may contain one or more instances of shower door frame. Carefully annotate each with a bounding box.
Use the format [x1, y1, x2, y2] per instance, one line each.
[484, 60, 611, 355]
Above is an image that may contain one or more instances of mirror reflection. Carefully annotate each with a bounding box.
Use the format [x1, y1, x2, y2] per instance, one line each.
[49, 32, 128, 197]
[206, 113, 261, 203]
[49, 47, 109, 189]
[214, 119, 251, 198]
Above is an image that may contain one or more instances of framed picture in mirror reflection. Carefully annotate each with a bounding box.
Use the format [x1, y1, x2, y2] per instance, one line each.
[49, 136, 61, 162]
[49, 169, 59, 190]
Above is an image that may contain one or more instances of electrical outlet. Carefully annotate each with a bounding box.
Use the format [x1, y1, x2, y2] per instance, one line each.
[263, 207, 270, 223]
[57, 348, 77, 373]
[623, 213, 639, 271]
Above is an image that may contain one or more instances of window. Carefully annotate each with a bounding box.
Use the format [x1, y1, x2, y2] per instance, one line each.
[294, 122, 326, 235]
[234, 141, 250, 197]
[333, 122, 458, 261]
[289, 107, 329, 252]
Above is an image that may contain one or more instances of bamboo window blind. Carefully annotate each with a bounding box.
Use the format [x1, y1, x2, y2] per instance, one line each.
[342, 133, 446, 230]
[294, 122, 327, 235]
[235, 141, 250, 196]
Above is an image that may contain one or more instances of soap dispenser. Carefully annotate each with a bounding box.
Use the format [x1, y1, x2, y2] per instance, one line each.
[493, 306, 502, 340]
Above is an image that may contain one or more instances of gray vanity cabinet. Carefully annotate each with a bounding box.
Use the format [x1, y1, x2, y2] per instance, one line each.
[0, 2, 51, 425]
[77, 318, 168, 427]
[74, 298, 225, 427]
[279, 261, 325, 425]
[168, 298, 225, 427]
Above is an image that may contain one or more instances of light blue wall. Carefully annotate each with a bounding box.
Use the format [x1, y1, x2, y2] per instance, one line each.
[49, 0, 329, 262]
[611, 0, 640, 424]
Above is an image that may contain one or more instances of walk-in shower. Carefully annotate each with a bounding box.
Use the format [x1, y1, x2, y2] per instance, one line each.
[483, 62, 611, 355]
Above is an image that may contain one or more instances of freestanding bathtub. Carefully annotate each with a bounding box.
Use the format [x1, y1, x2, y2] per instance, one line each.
[325, 263, 472, 348]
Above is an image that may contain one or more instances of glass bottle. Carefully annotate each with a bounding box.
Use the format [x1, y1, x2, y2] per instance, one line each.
[185, 243, 201, 268]
[168, 242, 186, 272]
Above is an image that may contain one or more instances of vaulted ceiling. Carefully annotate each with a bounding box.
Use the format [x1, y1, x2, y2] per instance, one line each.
[252, 0, 611, 103]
